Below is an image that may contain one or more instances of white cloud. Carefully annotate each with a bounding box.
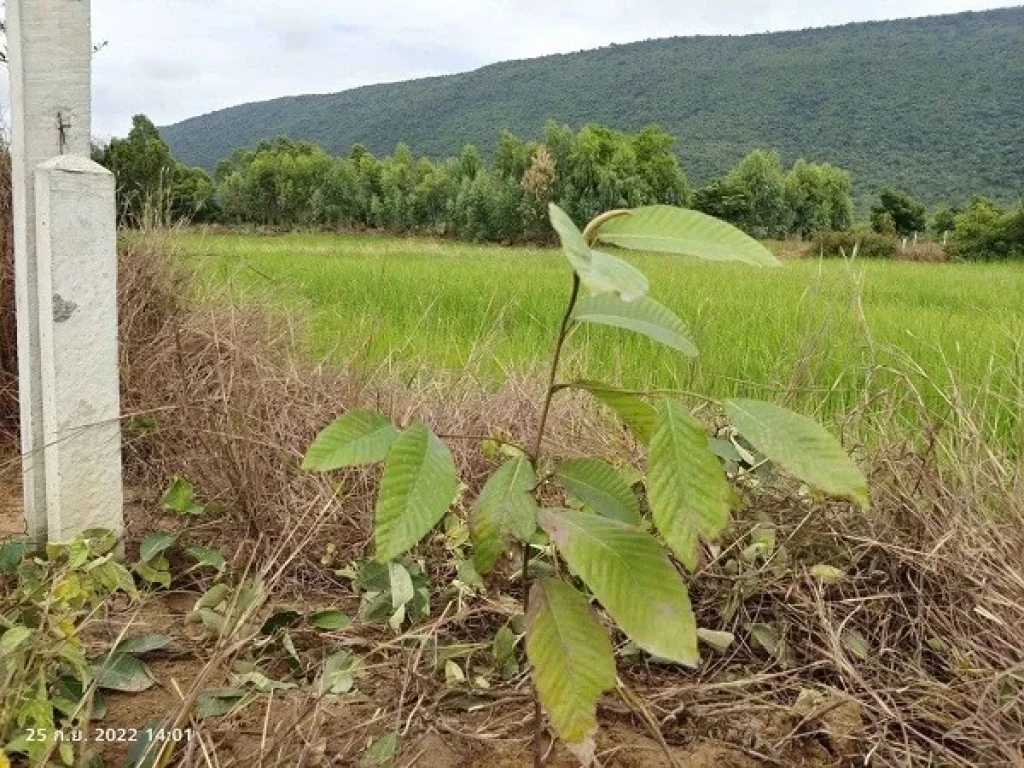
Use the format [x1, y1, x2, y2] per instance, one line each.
[1, 0, 1017, 137]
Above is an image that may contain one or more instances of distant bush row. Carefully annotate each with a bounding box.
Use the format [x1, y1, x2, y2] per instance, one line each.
[101, 115, 1022, 260]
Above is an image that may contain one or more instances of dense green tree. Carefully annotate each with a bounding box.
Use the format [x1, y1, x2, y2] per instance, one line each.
[493, 130, 535, 183]
[949, 198, 1024, 261]
[931, 205, 960, 237]
[726, 149, 789, 238]
[784, 160, 853, 236]
[692, 177, 751, 224]
[870, 187, 926, 237]
[99, 115, 217, 225]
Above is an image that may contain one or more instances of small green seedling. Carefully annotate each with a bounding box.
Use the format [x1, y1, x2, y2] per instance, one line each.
[304, 203, 869, 765]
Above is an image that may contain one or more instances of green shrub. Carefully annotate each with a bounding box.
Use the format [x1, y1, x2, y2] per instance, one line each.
[811, 228, 898, 258]
[949, 198, 1024, 261]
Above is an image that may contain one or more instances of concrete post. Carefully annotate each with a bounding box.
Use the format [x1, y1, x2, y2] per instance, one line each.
[35, 157, 123, 541]
[9, 0, 94, 538]
[8, 0, 122, 542]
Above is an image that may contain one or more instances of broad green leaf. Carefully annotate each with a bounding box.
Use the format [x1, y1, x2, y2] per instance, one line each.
[697, 628, 735, 652]
[161, 477, 203, 515]
[0, 538, 36, 574]
[469, 457, 539, 575]
[538, 508, 698, 665]
[1, 626, 31, 654]
[92, 654, 155, 692]
[809, 564, 846, 584]
[584, 250, 650, 301]
[374, 424, 459, 562]
[186, 546, 226, 572]
[303, 409, 398, 471]
[138, 531, 176, 563]
[747, 622, 784, 658]
[570, 381, 657, 443]
[389, 562, 415, 609]
[555, 459, 641, 526]
[648, 400, 735, 571]
[493, 625, 517, 665]
[596, 205, 781, 267]
[525, 578, 616, 744]
[321, 651, 358, 695]
[114, 634, 171, 655]
[572, 293, 698, 357]
[134, 558, 171, 588]
[233, 671, 298, 692]
[725, 399, 869, 507]
[125, 717, 165, 768]
[549, 203, 649, 300]
[359, 732, 398, 768]
[308, 610, 351, 631]
[195, 688, 253, 719]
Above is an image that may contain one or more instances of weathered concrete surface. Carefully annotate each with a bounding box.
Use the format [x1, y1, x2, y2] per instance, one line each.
[9, 0, 95, 539]
[35, 157, 123, 541]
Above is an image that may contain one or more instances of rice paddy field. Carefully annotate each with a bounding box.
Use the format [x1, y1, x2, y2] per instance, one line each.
[168, 230, 1024, 448]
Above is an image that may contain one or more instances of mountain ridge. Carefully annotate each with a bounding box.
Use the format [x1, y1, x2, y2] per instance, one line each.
[161, 6, 1024, 208]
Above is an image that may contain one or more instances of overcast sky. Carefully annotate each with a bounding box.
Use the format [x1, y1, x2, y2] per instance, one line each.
[2, 0, 1019, 137]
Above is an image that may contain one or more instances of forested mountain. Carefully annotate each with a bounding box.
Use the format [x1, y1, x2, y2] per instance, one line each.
[160, 7, 1024, 210]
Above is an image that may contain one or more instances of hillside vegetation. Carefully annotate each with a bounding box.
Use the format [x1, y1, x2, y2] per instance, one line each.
[160, 7, 1024, 210]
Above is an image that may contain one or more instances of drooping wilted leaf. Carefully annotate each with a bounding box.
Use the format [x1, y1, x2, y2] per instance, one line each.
[538, 508, 699, 665]
[570, 381, 657, 443]
[595, 205, 781, 267]
[572, 294, 698, 357]
[469, 456, 538, 575]
[555, 459, 641, 526]
[725, 399, 869, 507]
[549, 203, 649, 300]
[841, 629, 872, 661]
[525, 578, 616, 744]
[302, 409, 398, 471]
[647, 400, 735, 571]
[374, 424, 459, 562]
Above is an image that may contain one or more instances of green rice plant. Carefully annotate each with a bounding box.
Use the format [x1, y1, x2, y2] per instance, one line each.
[304, 203, 869, 764]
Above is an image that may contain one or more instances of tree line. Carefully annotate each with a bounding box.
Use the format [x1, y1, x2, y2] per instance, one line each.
[100, 115, 1023, 260]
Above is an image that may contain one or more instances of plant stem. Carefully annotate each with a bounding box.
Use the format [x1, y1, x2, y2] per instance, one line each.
[530, 275, 581, 463]
[524, 272, 581, 767]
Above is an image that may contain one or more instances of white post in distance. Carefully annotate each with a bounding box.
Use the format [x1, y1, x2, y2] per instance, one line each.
[8, 0, 123, 542]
